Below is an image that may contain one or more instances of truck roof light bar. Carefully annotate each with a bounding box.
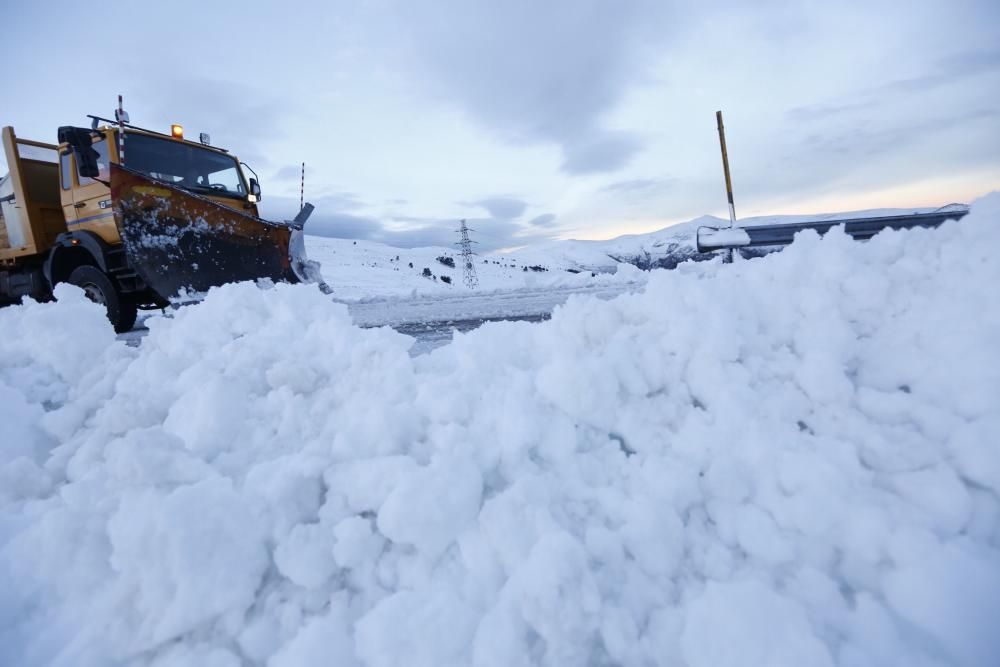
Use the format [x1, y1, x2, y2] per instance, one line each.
[83, 115, 229, 152]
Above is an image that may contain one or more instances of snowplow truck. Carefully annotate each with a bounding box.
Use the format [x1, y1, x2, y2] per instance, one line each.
[0, 119, 321, 332]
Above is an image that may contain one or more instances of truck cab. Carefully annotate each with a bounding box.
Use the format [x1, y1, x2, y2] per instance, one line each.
[59, 124, 263, 244]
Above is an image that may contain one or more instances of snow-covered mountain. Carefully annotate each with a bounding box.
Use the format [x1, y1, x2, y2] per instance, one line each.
[509, 206, 952, 271]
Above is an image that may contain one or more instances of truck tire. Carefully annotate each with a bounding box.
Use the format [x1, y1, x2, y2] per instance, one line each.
[67, 265, 138, 333]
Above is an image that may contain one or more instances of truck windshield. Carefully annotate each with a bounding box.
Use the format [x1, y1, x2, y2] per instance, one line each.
[123, 132, 247, 200]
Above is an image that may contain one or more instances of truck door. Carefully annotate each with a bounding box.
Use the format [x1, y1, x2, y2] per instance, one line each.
[67, 134, 120, 244]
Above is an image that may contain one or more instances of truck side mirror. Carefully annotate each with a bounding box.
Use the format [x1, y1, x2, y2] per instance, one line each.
[249, 177, 262, 200]
[57, 126, 101, 178]
[74, 145, 100, 179]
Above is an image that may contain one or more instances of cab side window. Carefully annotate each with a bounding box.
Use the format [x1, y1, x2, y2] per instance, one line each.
[60, 152, 72, 189]
[78, 139, 110, 185]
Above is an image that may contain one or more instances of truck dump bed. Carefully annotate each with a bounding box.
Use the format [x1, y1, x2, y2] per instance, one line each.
[0, 127, 65, 262]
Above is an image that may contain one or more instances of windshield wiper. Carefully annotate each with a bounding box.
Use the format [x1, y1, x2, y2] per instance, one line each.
[181, 184, 240, 198]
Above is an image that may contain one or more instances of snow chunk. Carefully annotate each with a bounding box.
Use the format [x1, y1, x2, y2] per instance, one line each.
[884, 541, 1000, 667]
[273, 522, 337, 589]
[269, 602, 358, 667]
[107, 478, 269, 649]
[681, 579, 835, 667]
[377, 454, 483, 556]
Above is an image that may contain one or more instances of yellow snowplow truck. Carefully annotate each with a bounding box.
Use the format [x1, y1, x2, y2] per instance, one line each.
[0, 116, 321, 332]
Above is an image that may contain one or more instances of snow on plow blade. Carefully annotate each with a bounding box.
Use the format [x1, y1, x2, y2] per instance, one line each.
[111, 164, 322, 301]
[695, 207, 970, 253]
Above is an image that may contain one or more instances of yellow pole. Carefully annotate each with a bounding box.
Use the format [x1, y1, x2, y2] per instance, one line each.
[716, 110, 737, 228]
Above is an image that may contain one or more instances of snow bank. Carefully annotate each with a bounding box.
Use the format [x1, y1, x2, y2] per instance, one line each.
[2, 195, 1000, 666]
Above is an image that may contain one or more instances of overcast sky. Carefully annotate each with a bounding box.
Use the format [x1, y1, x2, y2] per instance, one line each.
[3, 0, 998, 250]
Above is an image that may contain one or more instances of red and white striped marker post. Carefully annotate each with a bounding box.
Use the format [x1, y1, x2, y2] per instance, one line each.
[116, 95, 126, 167]
[300, 162, 305, 212]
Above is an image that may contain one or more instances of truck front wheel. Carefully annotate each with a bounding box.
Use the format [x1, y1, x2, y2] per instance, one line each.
[67, 265, 138, 333]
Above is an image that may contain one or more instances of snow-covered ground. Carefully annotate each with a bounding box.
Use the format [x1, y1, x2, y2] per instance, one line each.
[2, 196, 999, 666]
[305, 235, 634, 303]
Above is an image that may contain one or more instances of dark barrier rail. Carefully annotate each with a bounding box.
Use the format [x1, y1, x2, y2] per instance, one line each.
[697, 207, 970, 252]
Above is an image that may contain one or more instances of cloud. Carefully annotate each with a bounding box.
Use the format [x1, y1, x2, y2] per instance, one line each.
[786, 100, 875, 122]
[383, 0, 670, 174]
[262, 195, 555, 251]
[800, 109, 1000, 159]
[374, 216, 555, 251]
[561, 132, 643, 174]
[132, 77, 286, 168]
[465, 196, 528, 219]
[601, 177, 676, 197]
[445, 217, 555, 251]
[788, 49, 1000, 123]
[528, 213, 556, 227]
[315, 192, 365, 211]
[737, 106, 1000, 205]
[773, 43, 1000, 200]
[273, 165, 304, 181]
[261, 194, 379, 232]
[262, 188, 366, 215]
[873, 48, 1000, 97]
[306, 212, 384, 240]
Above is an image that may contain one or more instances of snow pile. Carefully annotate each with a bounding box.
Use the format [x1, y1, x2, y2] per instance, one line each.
[2, 195, 1000, 666]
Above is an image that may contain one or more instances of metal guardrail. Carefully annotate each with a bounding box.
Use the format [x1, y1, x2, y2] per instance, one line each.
[696, 207, 970, 253]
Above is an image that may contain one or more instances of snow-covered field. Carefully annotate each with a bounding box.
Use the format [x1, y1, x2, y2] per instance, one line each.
[306, 235, 638, 303]
[2, 196, 999, 666]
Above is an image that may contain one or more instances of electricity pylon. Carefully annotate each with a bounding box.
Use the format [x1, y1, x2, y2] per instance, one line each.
[456, 219, 479, 289]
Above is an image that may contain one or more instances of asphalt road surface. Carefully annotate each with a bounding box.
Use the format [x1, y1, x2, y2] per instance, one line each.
[118, 282, 636, 355]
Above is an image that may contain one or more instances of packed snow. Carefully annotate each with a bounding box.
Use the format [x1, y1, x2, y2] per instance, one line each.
[694, 226, 751, 250]
[2, 195, 999, 666]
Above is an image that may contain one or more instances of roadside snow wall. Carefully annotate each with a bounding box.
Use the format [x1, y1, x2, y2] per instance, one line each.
[2, 195, 999, 667]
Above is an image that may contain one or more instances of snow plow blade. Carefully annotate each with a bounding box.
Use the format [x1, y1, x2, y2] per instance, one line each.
[111, 164, 322, 300]
[696, 207, 970, 253]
